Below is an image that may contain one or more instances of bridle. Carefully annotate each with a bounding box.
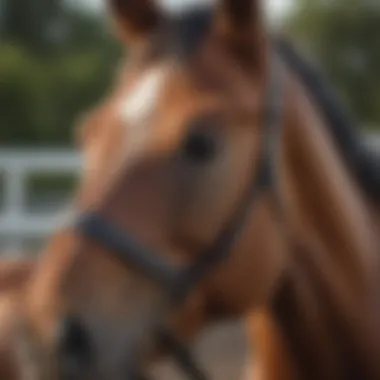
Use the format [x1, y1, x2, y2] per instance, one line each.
[75, 47, 284, 380]
[75, 46, 284, 380]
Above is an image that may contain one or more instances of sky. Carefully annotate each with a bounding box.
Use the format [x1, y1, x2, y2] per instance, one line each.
[80, 0, 295, 22]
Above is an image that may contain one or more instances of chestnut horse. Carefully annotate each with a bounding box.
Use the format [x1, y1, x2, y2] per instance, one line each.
[18, 0, 380, 379]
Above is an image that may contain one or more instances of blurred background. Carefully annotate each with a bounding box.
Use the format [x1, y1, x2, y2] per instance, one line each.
[0, 0, 379, 250]
[0, 1, 378, 378]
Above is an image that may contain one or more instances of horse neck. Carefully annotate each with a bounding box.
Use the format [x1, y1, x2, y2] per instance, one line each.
[267, 76, 380, 380]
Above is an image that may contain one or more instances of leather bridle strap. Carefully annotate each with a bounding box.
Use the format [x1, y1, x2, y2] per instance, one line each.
[76, 212, 180, 289]
[157, 330, 208, 380]
[75, 48, 284, 380]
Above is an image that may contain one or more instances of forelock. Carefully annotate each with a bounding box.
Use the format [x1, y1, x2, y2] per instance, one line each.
[155, 0, 215, 60]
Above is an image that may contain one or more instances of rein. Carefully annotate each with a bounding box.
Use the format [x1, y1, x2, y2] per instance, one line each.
[75, 48, 284, 380]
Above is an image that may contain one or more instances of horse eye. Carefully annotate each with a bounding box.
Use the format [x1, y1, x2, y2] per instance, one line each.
[182, 129, 218, 164]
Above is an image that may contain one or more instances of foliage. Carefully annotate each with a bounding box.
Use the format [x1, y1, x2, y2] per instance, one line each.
[1, 0, 63, 54]
[284, 0, 380, 128]
[2, 0, 379, 146]
[0, 5, 122, 147]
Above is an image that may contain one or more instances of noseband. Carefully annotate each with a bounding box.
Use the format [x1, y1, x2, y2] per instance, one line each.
[75, 49, 284, 380]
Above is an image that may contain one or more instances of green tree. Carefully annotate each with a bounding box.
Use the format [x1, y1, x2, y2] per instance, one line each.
[284, 0, 380, 128]
[2, 0, 63, 55]
[0, 4, 122, 147]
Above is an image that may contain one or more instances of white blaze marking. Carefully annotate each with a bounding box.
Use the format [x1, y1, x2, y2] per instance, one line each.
[158, 0, 216, 16]
[121, 65, 168, 128]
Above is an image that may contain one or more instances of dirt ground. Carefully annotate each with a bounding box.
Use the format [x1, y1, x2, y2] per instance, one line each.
[152, 321, 248, 380]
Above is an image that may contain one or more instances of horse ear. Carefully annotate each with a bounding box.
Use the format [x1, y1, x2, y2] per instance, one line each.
[215, 0, 266, 69]
[108, 0, 164, 47]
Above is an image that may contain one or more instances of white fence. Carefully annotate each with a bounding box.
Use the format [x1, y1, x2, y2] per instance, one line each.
[0, 134, 379, 256]
[0, 149, 82, 256]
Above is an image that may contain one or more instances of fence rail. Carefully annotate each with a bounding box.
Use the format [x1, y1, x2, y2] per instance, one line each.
[0, 134, 379, 256]
[0, 149, 82, 255]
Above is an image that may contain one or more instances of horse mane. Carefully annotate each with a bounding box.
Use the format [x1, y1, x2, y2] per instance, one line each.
[143, 4, 380, 203]
[174, 7, 380, 203]
[275, 38, 380, 203]
[175, 7, 213, 59]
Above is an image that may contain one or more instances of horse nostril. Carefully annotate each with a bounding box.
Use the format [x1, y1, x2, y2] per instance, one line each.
[58, 315, 94, 376]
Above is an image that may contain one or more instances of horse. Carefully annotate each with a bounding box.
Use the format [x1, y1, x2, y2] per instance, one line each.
[19, 0, 380, 379]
